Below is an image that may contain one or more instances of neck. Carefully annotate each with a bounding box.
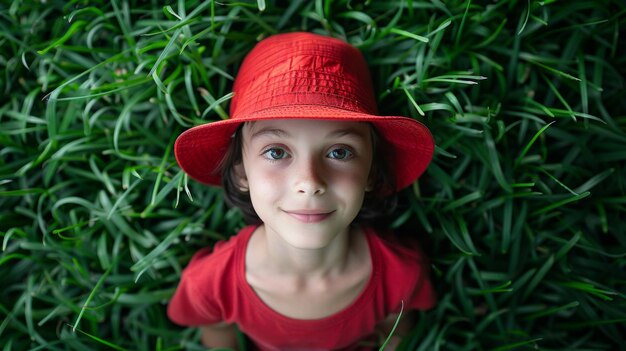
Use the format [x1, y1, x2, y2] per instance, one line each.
[258, 225, 353, 278]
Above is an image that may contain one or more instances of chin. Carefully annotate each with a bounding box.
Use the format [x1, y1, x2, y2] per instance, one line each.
[278, 225, 344, 249]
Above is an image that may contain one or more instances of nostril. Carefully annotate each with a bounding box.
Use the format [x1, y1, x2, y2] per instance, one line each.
[296, 184, 326, 195]
[293, 159, 326, 195]
[295, 177, 326, 196]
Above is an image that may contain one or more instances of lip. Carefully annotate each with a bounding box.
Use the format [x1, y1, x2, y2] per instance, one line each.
[283, 209, 335, 223]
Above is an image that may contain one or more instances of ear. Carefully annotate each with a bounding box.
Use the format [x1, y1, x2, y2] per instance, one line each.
[233, 163, 249, 191]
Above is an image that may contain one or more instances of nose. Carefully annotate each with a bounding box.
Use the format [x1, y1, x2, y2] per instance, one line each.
[293, 157, 326, 196]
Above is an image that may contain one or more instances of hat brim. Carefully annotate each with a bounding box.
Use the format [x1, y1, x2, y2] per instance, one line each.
[174, 105, 434, 190]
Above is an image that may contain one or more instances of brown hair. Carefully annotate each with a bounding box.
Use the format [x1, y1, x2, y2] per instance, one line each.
[220, 124, 398, 225]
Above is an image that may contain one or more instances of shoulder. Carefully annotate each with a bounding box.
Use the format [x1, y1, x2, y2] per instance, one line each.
[364, 227, 436, 311]
[180, 226, 254, 288]
[168, 226, 255, 326]
[365, 227, 430, 268]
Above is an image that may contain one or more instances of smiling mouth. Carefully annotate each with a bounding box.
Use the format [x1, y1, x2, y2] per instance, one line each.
[284, 210, 335, 223]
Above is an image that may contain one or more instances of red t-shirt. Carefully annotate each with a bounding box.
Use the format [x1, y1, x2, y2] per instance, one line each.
[168, 226, 436, 350]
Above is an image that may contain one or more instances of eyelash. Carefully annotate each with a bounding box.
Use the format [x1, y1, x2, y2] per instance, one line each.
[262, 147, 289, 161]
[327, 146, 354, 160]
[260, 146, 355, 162]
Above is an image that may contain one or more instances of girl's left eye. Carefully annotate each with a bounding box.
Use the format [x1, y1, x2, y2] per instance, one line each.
[327, 147, 354, 160]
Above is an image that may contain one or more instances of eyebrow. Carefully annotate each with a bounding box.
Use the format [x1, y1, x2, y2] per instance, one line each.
[327, 128, 368, 139]
[250, 128, 290, 140]
[250, 126, 368, 140]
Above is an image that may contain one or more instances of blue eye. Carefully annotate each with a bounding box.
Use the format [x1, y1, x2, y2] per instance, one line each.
[263, 148, 289, 160]
[327, 148, 353, 160]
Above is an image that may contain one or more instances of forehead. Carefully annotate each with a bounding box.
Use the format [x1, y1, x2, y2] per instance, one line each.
[242, 119, 371, 140]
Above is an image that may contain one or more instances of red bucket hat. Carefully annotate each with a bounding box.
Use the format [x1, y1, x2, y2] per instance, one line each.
[175, 32, 434, 190]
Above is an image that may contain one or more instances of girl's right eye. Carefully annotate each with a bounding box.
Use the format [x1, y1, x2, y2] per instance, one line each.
[262, 147, 289, 160]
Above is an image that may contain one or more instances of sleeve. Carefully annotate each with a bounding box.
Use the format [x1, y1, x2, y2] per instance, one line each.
[405, 261, 436, 310]
[167, 248, 224, 326]
[378, 231, 437, 313]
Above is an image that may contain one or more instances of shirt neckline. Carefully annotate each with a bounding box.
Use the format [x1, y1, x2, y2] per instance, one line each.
[235, 225, 380, 328]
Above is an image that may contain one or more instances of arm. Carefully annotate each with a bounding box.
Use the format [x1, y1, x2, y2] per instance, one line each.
[376, 311, 417, 351]
[200, 322, 239, 351]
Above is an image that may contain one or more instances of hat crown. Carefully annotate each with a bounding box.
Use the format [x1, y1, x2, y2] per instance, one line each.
[230, 32, 378, 119]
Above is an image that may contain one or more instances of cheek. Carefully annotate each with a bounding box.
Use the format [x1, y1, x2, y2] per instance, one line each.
[338, 170, 368, 187]
[331, 166, 370, 197]
[245, 162, 283, 196]
[340, 158, 372, 186]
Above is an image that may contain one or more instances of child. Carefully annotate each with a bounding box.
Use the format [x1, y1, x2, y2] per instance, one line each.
[168, 32, 436, 350]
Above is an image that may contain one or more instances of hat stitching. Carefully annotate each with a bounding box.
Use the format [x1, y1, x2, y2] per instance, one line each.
[238, 91, 374, 116]
[234, 51, 368, 88]
[237, 70, 376, 116]
[242, 69, 372, 97]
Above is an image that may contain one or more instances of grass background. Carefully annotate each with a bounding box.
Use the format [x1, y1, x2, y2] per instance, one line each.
[1, 0, 625, 350]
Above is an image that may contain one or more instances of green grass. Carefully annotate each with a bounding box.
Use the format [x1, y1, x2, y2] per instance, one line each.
[1, 0, 625, 350]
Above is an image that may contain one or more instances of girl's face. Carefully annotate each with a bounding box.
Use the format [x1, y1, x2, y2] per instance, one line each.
[238, 119, 373, 250]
